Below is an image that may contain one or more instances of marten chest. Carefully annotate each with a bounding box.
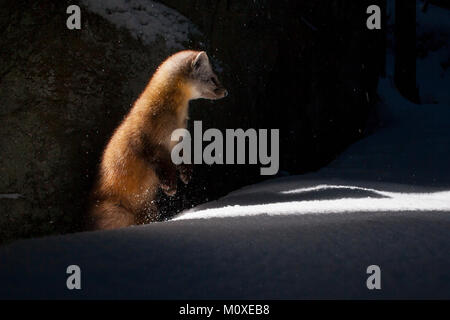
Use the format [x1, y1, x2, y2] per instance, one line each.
[163, 105, 189, 151]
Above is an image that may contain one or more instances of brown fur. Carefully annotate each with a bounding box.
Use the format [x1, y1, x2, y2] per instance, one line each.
[87, 50, 226, 230]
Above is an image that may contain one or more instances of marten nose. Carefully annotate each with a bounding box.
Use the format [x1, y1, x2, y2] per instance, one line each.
[214, 87, 228, 97]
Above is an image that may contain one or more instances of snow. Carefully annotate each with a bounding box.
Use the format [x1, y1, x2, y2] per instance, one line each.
[80, 0, 201, 50]
[175, 185, 450, 220]
[0, 1, 449, 299]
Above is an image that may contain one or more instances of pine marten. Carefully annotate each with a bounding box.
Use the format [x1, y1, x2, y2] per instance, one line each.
[87, 50, 227, 230]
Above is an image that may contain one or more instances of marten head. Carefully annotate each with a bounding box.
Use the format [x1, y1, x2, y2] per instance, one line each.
[187, 51, 228, 100]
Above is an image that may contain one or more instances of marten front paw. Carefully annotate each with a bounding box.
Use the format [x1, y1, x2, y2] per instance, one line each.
[178, 164, 193, 184]
[160, 176, 177, 196]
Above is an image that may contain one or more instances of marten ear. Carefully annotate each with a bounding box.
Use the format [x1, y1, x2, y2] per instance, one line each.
[192, 51, 208, 70]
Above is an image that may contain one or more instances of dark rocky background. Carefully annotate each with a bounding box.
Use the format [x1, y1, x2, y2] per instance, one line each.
[0, 0, 386, 243]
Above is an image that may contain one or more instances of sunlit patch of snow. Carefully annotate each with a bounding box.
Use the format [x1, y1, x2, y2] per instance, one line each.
[281, 184, 446, 199]
[174, 184, 450, 220]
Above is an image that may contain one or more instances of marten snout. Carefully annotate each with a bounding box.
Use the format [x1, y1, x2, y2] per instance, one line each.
[214, 86, 228, 98]
[211, 75, 228, 98]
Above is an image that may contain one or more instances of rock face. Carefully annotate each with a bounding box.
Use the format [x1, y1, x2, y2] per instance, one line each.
[0, 0, 386, 243]
[0, 0, 203, 243]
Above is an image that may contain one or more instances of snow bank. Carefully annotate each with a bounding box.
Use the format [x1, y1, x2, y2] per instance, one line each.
[1, 208, 449, 299]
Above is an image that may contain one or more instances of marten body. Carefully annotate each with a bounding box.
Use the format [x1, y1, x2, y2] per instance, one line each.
[87, 50, 227, 230]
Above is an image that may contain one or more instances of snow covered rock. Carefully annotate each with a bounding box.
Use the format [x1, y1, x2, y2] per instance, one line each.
[80, 0, 202, 50]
